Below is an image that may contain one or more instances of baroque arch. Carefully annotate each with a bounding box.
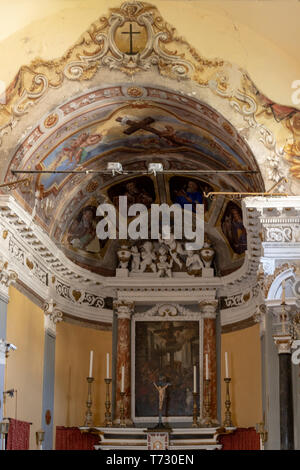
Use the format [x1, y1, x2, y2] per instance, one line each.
[0, 1, 299, 330]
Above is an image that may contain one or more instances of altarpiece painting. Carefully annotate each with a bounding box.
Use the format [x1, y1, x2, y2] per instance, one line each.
[134, 320, 199, 420]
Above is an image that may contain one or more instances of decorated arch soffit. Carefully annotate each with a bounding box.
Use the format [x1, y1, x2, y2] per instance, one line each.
[0, 1, 299, 327]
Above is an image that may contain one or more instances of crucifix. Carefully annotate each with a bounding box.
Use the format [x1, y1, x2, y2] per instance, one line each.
[153, 376, 171, 428]
[121, 23, 141, 55]
[116, 116, 191, 146]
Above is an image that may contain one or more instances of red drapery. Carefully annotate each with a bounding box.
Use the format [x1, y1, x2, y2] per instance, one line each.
[219, 427, 260, 450]
[6, 418, 30, 450]
[55, 426, 99, 450]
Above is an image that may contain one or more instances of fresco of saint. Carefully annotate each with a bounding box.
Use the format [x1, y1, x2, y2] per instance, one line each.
[221, 202, 247, 255]
[67, 205, 100, 252]
[108, 177, 155, 209]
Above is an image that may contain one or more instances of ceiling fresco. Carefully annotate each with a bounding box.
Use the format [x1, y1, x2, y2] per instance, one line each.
[0, 87, 262, 276]
[0, 81, 265, 277]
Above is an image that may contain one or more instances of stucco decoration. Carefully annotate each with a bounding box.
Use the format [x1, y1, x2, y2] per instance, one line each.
[0, 1, 298, 190]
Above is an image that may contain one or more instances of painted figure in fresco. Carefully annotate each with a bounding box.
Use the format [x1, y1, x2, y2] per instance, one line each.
[67, 205, 100, 252]
[112, 180, 154, 209]
[222, 204, 247, 255]
[125, 180, 153, 207]
[174, 180, 203, 212]
[54, 132, 103, 169]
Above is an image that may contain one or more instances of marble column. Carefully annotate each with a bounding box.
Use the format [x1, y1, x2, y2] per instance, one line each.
[42, 300, 62, 450]
[273, 333, 294, 450]
[114, 300, 134, 425]
[0, 302, 8, 423]
[0, 262, 17, 423]
[199, 300, 218, 423]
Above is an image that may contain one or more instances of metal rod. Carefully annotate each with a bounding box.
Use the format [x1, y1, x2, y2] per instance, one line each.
[203, 191, 288, 198]
[0, 178, 29, 188]
[11, 169, 258, 175]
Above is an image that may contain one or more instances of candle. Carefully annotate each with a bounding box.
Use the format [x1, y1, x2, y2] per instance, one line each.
[225, 352, 229, 379]
[106, 353, 110, 378]
[89, 350, 93, 378]
[121, 366, 125, 393]
[205, 354, 209, 380]
[193, 365, 196, 393]
[282, 280, 286, 304]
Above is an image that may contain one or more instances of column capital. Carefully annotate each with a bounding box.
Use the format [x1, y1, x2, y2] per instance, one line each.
[0, 259, 18, 302]
[253, 303, 267, 336]
[199, 300, 218, 319]
[43, 299, 63, 336]
[273, 335, 293, 354]
[113, 300, 135, 319]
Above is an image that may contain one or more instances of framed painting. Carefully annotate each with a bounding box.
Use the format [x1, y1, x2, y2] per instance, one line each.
[132, 310, 203, 424]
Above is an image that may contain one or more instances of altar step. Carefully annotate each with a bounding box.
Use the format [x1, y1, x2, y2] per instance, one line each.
[80, 426, 231, 450]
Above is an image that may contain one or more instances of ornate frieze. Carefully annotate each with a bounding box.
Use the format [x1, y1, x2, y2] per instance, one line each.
[264, 225, 300, 243]
[220, 284, 260, 309]
[134, 303, 200, 320]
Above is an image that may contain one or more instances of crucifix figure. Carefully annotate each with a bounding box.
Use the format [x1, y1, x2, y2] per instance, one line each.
[116, 116, 191, 146]
[153, 376, 171, 428]
[121, 23, 141, 55]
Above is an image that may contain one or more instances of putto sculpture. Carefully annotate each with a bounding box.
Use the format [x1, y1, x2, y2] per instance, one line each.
[116, 235, 215, 277]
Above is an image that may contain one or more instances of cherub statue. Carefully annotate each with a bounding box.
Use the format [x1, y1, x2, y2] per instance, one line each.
[158, 229, 185, 269]
[131, 245, 140, 272]
[156, 246, 173, 278]
[140, 241, 157, 273]
[185, 250, 203, 274]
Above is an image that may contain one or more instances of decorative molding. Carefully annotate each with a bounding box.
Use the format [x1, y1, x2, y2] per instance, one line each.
[113, 300, 134, 319]
[0, 193, 299, 329]
[134, 303, 200, 320]
[0, 195, 113, 323]
[0, 256, 17, 302]
[43, 300, 63, 336]
[199, 300, 218, 319]
[273, 335, 293, 354]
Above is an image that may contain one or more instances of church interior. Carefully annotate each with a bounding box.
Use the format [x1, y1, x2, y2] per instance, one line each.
[0, 0, 300, 451]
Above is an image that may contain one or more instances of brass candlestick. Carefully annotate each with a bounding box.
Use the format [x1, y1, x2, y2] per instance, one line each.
[119, 391, 126, 428]
[192, 392, 199, 427]
[223, 377, 233, 428]
[203, 378, 213, 427]
[104, 378, 112, 427]
[84, 377, 94, 427]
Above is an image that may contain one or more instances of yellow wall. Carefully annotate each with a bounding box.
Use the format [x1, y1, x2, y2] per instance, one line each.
[5, 286, 44, 450]
[5, 286, 112, 449]
[221, 323, 262, 428]
[0, 0, 299, 105]
[53, 320, 112, 446]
